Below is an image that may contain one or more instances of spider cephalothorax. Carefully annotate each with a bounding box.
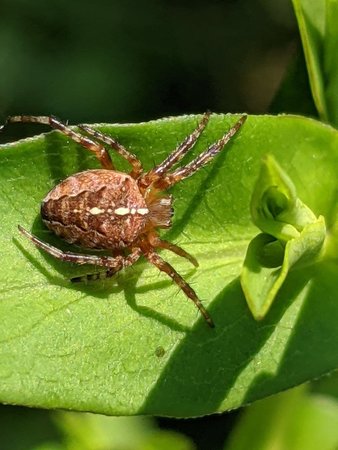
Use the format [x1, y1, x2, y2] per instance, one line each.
[1, 113, 246, 327]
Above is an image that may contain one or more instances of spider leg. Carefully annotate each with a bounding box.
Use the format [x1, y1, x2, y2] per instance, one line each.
[156, 115, 247, 190]
[71, 269, 116, 282]
[71, 248, 142, 282]
[18, 225, 141, 269]
[141, 112, 211, 186]
[142, 248, 214, 327]
[1, 115, 114, 170]
[78, 124, 143, 178]
[148, 232, 198, 267]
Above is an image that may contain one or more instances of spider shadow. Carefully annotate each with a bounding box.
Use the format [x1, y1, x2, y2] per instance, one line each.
[43, 130, 98, 185]
[14, 214, 197, 332]
[122, 269, 193, 333]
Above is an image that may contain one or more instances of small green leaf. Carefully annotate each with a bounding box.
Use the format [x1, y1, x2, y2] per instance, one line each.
[241, 155, 326, 320]
[0, 114, 337, 417]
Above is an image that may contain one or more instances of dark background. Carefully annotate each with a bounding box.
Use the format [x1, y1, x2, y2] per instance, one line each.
[0, 0, 305, 449]
[0, 0, 297, 124]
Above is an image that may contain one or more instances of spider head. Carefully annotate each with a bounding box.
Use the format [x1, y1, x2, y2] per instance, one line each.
[146, 194, 173, 229]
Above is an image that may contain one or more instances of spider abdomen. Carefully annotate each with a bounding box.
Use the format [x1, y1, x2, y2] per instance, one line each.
[41, 169, 149, 249]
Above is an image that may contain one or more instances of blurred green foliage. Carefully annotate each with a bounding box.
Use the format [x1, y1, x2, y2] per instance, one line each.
[0, 0, 297, 124]
[225, 385, 338, 450]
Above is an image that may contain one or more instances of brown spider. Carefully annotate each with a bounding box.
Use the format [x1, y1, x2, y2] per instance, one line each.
[1, 113, 246, 327]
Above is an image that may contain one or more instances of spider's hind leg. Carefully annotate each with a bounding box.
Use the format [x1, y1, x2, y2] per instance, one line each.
[1, 115, 114, 169]
[18, 226, 142, 272]
[71, 248, 142, 283]
[78, 124, 143, 178]
[71, 268, 117, 283]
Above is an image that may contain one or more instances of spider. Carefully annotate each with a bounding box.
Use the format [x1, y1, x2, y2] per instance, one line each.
[1, 113, 246, 327]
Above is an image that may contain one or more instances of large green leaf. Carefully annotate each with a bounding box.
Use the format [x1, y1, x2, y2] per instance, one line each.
[0, 114, 337, 417]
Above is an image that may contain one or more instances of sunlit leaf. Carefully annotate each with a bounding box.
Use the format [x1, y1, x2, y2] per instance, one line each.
[0, 114, 337, 417]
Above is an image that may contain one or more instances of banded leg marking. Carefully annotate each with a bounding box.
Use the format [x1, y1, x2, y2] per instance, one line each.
[18, 225, 136, 268]
[156, 115, 247, 189]
[141, 112, 211, 186]
[71, 248, 142, 283]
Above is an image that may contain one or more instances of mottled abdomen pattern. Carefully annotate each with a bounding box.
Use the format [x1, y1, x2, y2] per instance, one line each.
[41, 169, 149, 249]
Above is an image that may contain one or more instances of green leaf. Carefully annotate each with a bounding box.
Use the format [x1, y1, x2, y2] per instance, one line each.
[325, 0, 338, 125]
[0, 114, 337, 417]
[241, 155, 326, 320]
[292, 0, 327, 120]
[292, 0, 338, 126]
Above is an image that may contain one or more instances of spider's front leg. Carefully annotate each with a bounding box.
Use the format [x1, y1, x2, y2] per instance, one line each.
[156, 115, 247, 190]
[140, 112, 211, 187]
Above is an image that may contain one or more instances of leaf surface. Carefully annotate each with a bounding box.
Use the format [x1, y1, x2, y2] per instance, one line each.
[0, 114, 337, 417]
